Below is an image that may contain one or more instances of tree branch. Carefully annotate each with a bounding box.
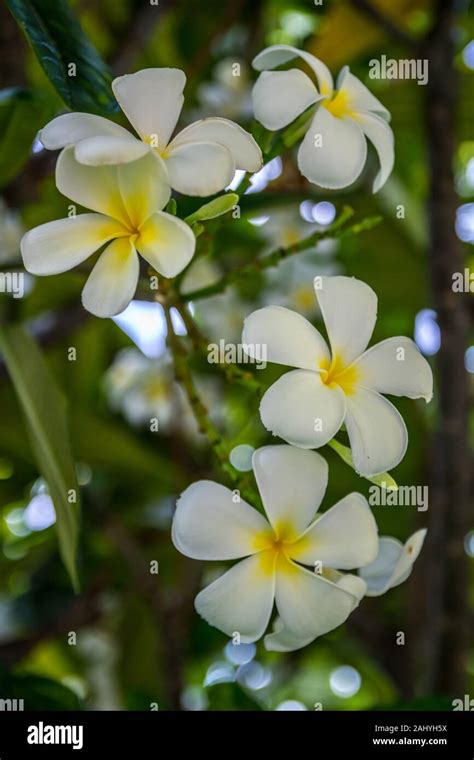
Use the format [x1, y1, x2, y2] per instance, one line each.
[180, 208, 381, 302]
[414, 0, 471, 696]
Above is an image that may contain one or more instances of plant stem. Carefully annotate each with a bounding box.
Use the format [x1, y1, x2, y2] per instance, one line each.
[163, 302, 260, 505]
[176, 301, 262, 394]
[180, 207, 381, 302]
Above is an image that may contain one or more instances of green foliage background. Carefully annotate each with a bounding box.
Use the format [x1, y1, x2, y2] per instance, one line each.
[0, 0, 472, 711]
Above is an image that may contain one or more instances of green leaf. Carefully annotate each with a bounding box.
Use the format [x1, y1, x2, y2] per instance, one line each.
[185, 193, 239, 224]
[0, 87, 53, 188]
[327, 438, 398, 490]
[0, 667, 83, 710]
[69, 411, 185, 489]
[205, 682, 264, 711]
[5, 0, 117, 114]
[165, 197, 177, 215]
[0, 325, 80, 590]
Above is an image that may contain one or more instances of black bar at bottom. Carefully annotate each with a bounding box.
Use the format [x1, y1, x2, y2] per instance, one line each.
[0, 709, 472, 757]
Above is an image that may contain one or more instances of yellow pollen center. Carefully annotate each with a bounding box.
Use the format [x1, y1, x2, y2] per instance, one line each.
[319, 353, 359, 396]
[324, 89, 353, 119]
[253, 520, 300, 576]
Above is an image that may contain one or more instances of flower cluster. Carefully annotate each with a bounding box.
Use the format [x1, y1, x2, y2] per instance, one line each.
[21, 68, 262, 317]
[20, 49, 430, 653]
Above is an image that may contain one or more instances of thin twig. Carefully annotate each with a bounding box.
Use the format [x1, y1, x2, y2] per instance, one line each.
[163, 299, 261, 506]
[175, 301, 262, 394]
[180, 208, 382, 302]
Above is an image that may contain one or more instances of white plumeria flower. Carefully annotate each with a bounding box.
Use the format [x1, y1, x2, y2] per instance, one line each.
[40, 68, 262, 197]
[359, 529, 426, 596]
[104, 348, 177, 428]
[172, 445, 378, 651]
[242, 276, 433, 477]
[20, 149, 195, 317]
[252, 45, 394, 192]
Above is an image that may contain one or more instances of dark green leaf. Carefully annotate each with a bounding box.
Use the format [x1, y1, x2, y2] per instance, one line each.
[5, 0, 117, 114]
[0, 667, 83, 710]
[0, 87, 54, 188]
[0, 325, 80, 590]
[69, 411, 185, 489]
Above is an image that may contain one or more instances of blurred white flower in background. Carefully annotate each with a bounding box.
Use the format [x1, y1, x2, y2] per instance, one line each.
[265, 251, 340, 318]
[104, 347, 220, 439]
[197, 58, 253, 120]
[193, 289, 254, 344]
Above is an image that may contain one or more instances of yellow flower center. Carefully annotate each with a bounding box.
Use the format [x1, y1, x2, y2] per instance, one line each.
[144, 134, 170, 158]
[253, 520, 300, 576]
[319, 353, 359, 396]
[282, 226, 300, 247]
[143, 377, 169, 402]
[292, 284, 316, 313]
[324, 89, 354, 119]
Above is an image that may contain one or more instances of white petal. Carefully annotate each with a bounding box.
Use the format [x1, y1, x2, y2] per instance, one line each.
[355, 336, 433, 402]
[57, 148, 170, 228]
[242, 305, 329, 370]
[252, 44, 334, 97]
[112, 68, 186, 149]
[169, 117, 262, 172]
[337, 67, 390, 121]
[345, 389, 408, 476]
[334, 572, 367, 602]
[297, 107, 367, 189]
[314, 276, 377, 365]
[172, 480, 271, 560]
[252, 445, 328, 537]
[260, 369, 346, 448]
[56, 147, 128, 224]
[265, 571, 366, 652]
[165, 140, 235, 196]
[389, 529, 426, 587]
[21, 214, 123, 275]
[195, 553, 276, 642]
[264, 622, 314, 652]
[274, 556, 360, 641]
[81, 237, 139, 318]
[355, 110, 394, 191]
[360, 530, 426, 596]
[74, 135, 150, 166]
[358, 536, 402, 594]
[136, 212, 195, 278]
[252, 70, 320, 131]
[291, 492, 378, 569]
[40, 112, 132, 151]
[117, 153, 170, 227]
